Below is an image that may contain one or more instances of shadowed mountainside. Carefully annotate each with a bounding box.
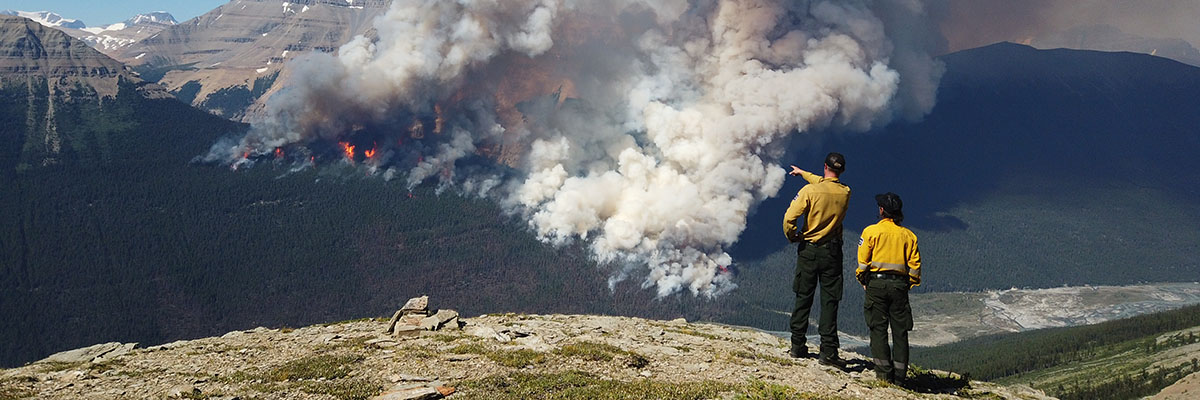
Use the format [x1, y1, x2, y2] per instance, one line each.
[734, 42, 1200, 292]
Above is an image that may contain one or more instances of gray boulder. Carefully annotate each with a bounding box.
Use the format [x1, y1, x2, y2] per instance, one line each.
[39, 342, 136, 364]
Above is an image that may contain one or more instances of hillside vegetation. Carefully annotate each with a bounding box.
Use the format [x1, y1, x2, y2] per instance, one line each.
[912, 303, 1200, 399]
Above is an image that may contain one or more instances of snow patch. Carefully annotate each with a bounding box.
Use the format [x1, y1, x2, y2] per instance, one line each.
[257, 67, 269, 74]
[135, 53, 146, 60]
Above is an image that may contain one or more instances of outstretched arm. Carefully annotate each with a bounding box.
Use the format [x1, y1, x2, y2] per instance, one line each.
[788, 165, 821, 184]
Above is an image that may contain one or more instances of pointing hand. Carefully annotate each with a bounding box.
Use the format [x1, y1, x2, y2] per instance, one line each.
[789, 165, 805, 176]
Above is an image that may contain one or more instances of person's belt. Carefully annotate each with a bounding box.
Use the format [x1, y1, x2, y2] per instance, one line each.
[868, 272, 906, 281]
[805, 238, 842, 248]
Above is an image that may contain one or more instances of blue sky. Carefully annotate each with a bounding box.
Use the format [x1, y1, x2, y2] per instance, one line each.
[1, 0, 227, 26]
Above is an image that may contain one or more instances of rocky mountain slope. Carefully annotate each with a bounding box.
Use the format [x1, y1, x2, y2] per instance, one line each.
[117, 0, 390, 120]
[72, 12, 178, 57]
[0, 14, 171, 170]
[0, 15, 152, 98]
[0, 306, 1050, 400]
[1, 10, 177, 59]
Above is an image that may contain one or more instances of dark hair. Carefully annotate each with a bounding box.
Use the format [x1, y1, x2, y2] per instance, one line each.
[881, 208, 904, 224]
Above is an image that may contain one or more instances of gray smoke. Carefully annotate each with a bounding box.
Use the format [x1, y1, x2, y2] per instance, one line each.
[205, 0, 944, 297]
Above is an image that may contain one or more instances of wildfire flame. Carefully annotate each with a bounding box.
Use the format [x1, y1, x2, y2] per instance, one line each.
[434, 104, 445, 135]
[364, 144, 377, 159]
[274, 148, 284, 159]
[339, 142, 355, 160]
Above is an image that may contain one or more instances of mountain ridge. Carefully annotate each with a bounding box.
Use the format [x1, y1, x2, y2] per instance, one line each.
[0, 311, 1051, 399]
[0, 10, 84, 29]
[0, 10, 177, 58]
[116, 0, 391, 120]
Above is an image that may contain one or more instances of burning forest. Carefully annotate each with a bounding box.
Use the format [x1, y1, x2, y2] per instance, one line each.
[202, 0, 945, 297]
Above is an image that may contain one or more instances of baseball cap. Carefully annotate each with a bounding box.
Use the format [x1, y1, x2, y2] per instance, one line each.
[824, 152, 845, 172]
[875, 192, 903, 219]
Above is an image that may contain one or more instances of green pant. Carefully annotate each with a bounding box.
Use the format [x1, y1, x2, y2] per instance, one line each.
[790, 241, 843, 358]
[864, 277, 913, 381]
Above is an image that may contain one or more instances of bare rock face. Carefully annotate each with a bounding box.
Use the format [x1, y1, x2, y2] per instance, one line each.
[0, 15, 134, 97]
[117, 0, 392, 121]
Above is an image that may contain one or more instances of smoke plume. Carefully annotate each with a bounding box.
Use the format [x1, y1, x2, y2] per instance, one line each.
[205, 0, 944, 297]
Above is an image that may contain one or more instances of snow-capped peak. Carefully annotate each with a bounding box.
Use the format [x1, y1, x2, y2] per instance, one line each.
[126, 12, 177, 26]
[0, 10, 86, 29]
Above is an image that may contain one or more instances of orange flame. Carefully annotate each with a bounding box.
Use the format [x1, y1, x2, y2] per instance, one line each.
[434, 104, 445, 135]
[339, 142, 355, 160]
[274, 148, 284, 159]
[242, 151, 250, 159]
[364, 144, 377, 159]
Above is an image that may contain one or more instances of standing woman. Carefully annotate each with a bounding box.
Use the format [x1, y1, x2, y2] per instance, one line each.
[855, 192, 921, 384]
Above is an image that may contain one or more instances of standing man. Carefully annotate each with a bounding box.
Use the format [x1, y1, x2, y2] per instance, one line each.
[782, 152, 850, 367]
[856, 192, 921, 384]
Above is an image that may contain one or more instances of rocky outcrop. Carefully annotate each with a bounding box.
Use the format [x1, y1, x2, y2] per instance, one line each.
[37, 342, 136, 364]
[0, 298, 1052, 400]
[387, 296, 463, 337]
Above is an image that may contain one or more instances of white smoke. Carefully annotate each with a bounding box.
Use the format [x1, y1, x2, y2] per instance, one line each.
[207, 0, 944, 297]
